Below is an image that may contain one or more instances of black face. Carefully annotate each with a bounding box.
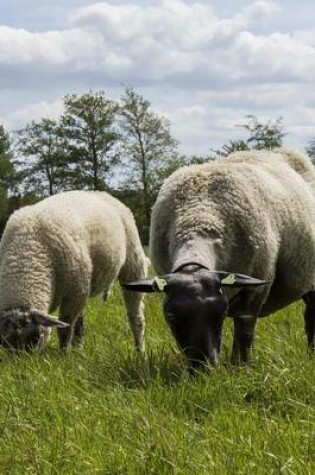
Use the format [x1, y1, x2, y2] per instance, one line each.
[0, 309, 44, 350]
[163, 271, 228, 369]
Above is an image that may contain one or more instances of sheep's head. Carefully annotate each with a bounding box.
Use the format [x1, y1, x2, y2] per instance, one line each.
[123, 265, 268, 371]
[0, 308, 68, 350]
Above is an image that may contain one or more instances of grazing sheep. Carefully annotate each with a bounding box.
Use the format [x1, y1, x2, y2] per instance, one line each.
[124, 149, 315, 369]
[0, 191, 148, 351]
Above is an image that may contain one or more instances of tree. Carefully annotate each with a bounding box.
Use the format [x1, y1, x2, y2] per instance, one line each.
[61, 91, 120, 190]
[0, 124, 16, 193]
[16, 118, 67, 196]
[306, 139, 315, 163]
[241, 115, 285, 150]
[213, 139, 249, 158]
[119, 87, 178, 241]
[0, 124, 19, 234]
[215, 115, 285, 157]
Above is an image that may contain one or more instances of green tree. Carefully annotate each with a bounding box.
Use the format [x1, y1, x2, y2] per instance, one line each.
[16, 118, 67, 196]
[119, 87, 178, 241]
[242, 115, 285, 150]
[0, 124, 16, 193]
[0, 124, 19, 234]
[306, 139, 315, 163]
[215, 115, 285, 157]
[213, 139, 249, 158]
[61, 91, 120, 190]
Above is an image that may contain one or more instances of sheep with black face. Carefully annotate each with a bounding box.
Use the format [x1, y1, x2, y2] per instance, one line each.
[124, 149, 315, 369]
[0, 190, 148, 351]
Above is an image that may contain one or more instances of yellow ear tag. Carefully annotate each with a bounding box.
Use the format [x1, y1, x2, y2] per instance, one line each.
[221, 273, 236, 285]
[155, 277, 167, 291]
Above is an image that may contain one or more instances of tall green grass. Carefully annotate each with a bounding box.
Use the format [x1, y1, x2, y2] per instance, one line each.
[0, 285, 314, 474]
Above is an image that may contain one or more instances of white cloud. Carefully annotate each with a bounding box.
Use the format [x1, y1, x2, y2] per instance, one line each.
[4, 99, 64, 130]
[243, 0, 280, 21]
[0, 0, 295, 82]
[1, 0, 315, 153]
[229, 31, 315, 80]
[293, 29, 315, 48]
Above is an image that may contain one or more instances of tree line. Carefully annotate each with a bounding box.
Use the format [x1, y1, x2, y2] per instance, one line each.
[1, 86, 310, 243]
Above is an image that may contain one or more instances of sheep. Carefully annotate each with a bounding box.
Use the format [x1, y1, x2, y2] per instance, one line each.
[0, 190, 148, 351]
[124, 148, 315, 369]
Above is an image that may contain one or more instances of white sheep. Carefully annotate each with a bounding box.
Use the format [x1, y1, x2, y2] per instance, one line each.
[125, 148, 315, 368]
[0, 190, 148, 351]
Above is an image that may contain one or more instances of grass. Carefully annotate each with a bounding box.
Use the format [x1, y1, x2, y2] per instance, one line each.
[0, 285, 314, 474]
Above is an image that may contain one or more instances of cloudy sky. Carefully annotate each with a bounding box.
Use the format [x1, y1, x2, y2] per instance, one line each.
[1, 0, 315, 155]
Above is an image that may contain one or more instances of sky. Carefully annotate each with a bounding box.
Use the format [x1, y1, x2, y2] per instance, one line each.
[1, 0, 315, 156]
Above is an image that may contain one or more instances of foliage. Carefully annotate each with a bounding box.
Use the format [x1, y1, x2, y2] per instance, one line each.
[215, 115, 285, 157]
[61, 91, 120, 190]
[0, 124, 17, 192]
[243, 115, 285, 150]
[214, 139, 250, 157]
[0, 124, 20, 234]
[0, 289, 313, 474]
[15, 119, 68, 196]
[119, 87, 179, 241]
[306, 139, 315, 163]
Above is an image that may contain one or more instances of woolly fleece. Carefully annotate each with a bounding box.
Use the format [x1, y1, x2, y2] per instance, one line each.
[150, 148, 315, 316]
[0, 190, 148, 350]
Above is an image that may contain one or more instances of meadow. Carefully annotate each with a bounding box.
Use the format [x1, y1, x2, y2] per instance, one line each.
[0, 284, 314, 474]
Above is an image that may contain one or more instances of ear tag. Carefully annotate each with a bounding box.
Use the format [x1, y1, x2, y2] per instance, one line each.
[154, 277, 167, 292]
[221, 273, 236, 285]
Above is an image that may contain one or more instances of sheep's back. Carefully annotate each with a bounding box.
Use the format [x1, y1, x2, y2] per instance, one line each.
[1, 191, 128, 303]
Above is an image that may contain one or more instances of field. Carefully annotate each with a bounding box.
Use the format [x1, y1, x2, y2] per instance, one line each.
[0, 285, 314, 474]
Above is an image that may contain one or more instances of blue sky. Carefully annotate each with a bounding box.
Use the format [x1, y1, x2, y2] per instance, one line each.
[1, 0, 315, 155]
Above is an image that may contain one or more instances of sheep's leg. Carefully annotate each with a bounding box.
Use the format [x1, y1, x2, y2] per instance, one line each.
[119, 264, 146, 353]
[120, 287, 145, 353]
[58, 298, 86, 349]
[57, 314, 84, 349]
[72, 314, 84, 347]
[118, 250, 147, 353]
[57, 316, 74, 349]
[231, 316, 257, 364]
[302, 291, 315, 352]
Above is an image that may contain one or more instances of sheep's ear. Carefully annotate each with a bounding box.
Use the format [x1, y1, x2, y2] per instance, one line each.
[123, 277, 168, 293]
[30, 310, 69, 328]
[216, 272, 269, 287]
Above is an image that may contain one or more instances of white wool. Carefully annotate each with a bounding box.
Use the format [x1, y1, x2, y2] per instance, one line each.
[0, 190, 148, 350]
